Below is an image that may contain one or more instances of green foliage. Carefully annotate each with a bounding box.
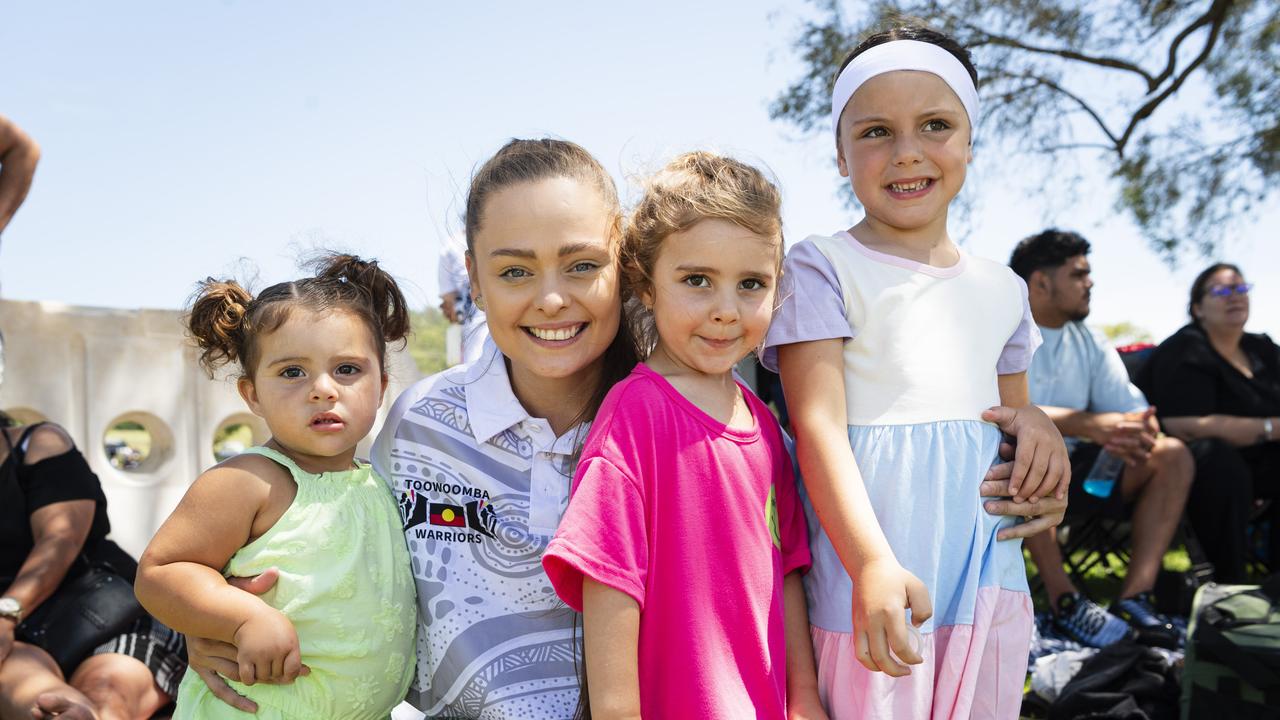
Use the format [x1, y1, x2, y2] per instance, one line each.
[771, 0, 1278, 263]
[408, 308, 450, 376]
[1098, 321, 1154, 345]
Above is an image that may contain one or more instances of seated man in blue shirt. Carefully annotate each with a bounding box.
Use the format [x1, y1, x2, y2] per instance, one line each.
[1011, 230, 1193, 648]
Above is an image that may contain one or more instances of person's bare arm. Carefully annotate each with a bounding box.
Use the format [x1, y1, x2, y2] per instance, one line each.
[778, 340, 929, 677]
[0, 427, 87, 619]
[185, 570, 310, 713]
[1039, 406, 1156, 465]
[3, 501, 93, 619]
[136, 463, 268, 640]
[1039, 406, 1121, 445]
[986, 373, 1070, 503]
[582, 578, 642, 720]
[1162, 414, 1280, 447]
[136, 459, 302, 684]
[783, 572, 829, 720]
[0, 498, 94, 669]
[0, 115, 40, 235]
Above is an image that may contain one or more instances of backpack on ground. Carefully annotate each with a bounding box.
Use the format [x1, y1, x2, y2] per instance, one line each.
[1182, 576, 1280, 719]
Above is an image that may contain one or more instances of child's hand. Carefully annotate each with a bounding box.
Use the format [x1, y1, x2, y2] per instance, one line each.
[981, 405, 1070, 503]
[233, 606, 303, 686]
[851, 558, 932, 677]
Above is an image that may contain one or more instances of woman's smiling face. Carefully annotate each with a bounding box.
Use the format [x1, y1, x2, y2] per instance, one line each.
[466, 175, 622, 389]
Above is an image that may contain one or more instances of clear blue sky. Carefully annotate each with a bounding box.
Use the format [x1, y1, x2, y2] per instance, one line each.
[2, 1, 1275, 341]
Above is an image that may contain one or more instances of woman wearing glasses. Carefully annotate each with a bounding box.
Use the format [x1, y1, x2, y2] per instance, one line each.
[1138, 263, 1280, 579]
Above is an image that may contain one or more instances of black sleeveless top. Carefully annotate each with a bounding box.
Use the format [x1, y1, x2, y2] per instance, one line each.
[0, 425, 138, 590]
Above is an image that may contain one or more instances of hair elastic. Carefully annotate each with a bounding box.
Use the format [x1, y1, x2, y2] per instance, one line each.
[830, 39, 979, 139]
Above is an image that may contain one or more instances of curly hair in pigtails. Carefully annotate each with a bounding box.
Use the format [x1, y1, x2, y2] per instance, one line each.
[187, 279, 256, 377]
[310, 253, 412, 348]
[186, 253, 411, 381]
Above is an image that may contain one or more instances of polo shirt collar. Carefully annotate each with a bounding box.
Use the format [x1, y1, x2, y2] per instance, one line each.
[457, 337, 533, 446]
[456, 338, 588, 456]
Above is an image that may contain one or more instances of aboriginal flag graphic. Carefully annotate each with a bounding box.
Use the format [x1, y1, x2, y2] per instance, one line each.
[429, 503, 466, 527]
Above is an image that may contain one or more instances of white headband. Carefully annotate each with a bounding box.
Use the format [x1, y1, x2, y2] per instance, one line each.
[830, 39, 979, 139]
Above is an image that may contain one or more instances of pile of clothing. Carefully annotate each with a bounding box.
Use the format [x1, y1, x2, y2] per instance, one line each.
[1024, 611, 1187, 719]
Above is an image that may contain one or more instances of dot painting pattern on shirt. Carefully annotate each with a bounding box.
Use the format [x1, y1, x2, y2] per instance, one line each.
[375, 342, 582, 718]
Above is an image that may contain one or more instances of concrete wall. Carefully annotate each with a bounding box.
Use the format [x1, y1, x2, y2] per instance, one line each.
[0, 298, 423, 559]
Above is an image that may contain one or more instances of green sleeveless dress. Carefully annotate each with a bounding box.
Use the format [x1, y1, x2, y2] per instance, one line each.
[174, 446, 417, 719]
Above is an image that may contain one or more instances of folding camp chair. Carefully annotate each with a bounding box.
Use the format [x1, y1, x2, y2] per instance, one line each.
[1027, 343, 1216, 608]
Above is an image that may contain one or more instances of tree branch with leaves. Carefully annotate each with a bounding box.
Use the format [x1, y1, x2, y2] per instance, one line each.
[770, 0, 1277, 262]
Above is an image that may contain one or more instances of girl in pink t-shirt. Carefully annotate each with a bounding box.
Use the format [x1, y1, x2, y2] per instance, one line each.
[543, 152, 827, 719]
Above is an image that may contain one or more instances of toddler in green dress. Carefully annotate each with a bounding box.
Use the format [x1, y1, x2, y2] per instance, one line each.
[136, 254, 417, 719]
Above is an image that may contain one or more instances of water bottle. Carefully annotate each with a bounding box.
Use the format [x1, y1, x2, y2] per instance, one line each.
[1082, 449, 1124, 498]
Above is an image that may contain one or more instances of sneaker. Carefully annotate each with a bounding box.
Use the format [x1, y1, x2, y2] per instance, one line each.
[1111, 592, 1180, 649]
[1053, 593, 1134, 648]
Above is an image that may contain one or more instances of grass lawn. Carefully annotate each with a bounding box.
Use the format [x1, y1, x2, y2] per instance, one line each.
[1025, 544, 1193, 613]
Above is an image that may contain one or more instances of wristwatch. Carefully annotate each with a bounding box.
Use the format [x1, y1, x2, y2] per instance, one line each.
[0, 596, 21, 624]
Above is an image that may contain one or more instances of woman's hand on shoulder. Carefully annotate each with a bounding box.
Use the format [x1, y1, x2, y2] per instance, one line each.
[981, 404, 1070, 503]
[851, 557, 931, 677]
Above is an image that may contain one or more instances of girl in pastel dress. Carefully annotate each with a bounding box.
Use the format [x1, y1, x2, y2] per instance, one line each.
[544, 152, 827, 719]
[135, 255, 417, 719]
[762, 26, 1071, 719]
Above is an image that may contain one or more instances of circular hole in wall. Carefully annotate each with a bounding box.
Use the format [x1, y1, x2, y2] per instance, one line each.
[102, 412, 173, 474]
[212, 413, 268, 461]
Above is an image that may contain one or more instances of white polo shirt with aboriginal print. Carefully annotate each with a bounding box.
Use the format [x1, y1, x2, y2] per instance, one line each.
[371, 338, 582, 719]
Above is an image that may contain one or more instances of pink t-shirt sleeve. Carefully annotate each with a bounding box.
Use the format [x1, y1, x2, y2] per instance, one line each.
[764, 419, 811, 577]
[777, 465, 811, 577]
[997, 273, 1043, 375]
[543, 456, 649, 612]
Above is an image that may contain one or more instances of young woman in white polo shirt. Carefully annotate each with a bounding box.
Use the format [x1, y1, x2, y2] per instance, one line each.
[368, 138, 640, 718]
